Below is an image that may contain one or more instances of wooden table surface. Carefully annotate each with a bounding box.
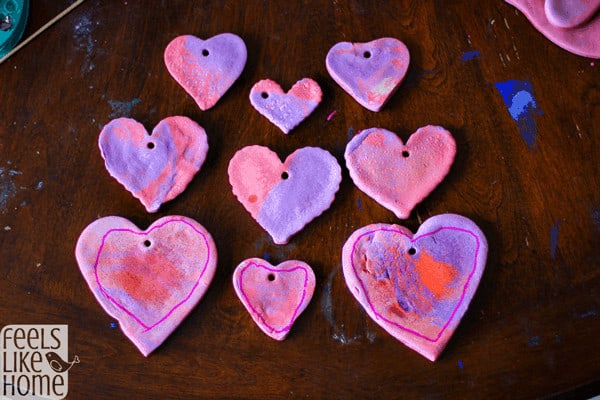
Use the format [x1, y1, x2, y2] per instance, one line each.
[1, 1, 599, 399]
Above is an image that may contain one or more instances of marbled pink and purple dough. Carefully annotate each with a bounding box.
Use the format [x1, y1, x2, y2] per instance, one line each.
[75, 216, 218, 356]
[326, 37, 410, 112]
[228, 145, 342, 245]
[233, 258, 316, 340]
[99, 116, 208, 213]
[506, 0, 600, 57]
[249, 78, 322, 134]
[164, 33, 247, 110]
[342, 214, 488, 361]
[345, 126, 456, 219]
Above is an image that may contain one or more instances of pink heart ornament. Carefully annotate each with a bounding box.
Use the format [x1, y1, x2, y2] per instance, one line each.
[233, 258, 316, 340]
[249, 78, 322, 133]
[342, 214, 487, 361]
[326, 37, 410, 112]
[345, 125, 456, 219]
[75, 216, 218, 356]
[228, 145, 342, 244]
[164, 33, 247, 110]
[99, 116, 208, 213]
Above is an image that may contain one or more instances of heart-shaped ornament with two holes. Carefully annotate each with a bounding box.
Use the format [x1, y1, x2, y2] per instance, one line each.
[164, 33, 247, 110]
[233, 258, 316, 340]
[228, 145, 342, 245]
[75, 216, 217, 356]
[99, 116, 208, 213]
[326, 37, 410, 112]
[345, 126, 456, 219]
[342, 214, 487, 361]
[249, 78, 322, 133]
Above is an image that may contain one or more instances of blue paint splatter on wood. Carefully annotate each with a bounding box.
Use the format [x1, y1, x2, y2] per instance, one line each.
[109, 321, 117, 329]
[528, 336, 540, 346]
[357, 196, 363, 211]
[576, 309, 598, 319]
[263, 251, 271, 262]
[0, 167, 21, 211]
[591, 205, 600, 230]
[461, 50, 481, 62]
[457, 360, 464, 370]
[550, 221, 560, 260]
[494, 80, 542, 151]
[108, 98, 141, 118]
[347, 126, 355, 140]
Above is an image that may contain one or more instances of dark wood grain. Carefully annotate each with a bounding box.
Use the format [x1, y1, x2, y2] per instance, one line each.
[1, 1, 599, 398]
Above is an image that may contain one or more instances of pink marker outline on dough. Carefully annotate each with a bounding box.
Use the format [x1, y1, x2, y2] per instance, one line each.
[93, 218, 212, 331]
[238, 262, 309, 334]
[350, 226, 481, 342]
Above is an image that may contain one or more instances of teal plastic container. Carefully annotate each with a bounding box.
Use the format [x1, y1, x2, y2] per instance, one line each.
[0, 0, 29, 58]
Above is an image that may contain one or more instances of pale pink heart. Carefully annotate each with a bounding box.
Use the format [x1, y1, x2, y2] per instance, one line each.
[75, 216, 217, 356]
[249, 78, 322, 133]
[98, 116, 208, 213]
[233, 258, 316, 340]
[326, 37, 410, 112]
[342, 214, 487, 361]
[345, 126, 456, 219]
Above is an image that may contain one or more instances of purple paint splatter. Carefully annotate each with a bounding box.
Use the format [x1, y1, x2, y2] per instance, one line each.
[461, 50, 481, 62]
[327, 110, 337, 121]
[528, 335, 540, 346]
[494, 79, 543, 151]
[357, 196, 363, 211]
[550, 221, 560, 260]
[457, 360, 464, 369]
[591, 205, 600, 230]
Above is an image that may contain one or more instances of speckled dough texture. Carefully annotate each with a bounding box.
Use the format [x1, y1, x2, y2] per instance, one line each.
[99, 116, 208, 213]
[506, 0, 600, 58]
[228, 145, 342, 245]
[164, 33, 247, 110]
[342, 214, 488, 361]
[249, 78, 322, 133]
[326, 37, 410, 112]
[75, 216, 218, 356]
[233, 258, 316, 340]
[345, 126, 456, 219]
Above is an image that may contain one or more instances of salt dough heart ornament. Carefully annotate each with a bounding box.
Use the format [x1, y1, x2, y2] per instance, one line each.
[228, 145, 342, 245]
[342, 214, 487, 361]
[75, 216, 218, 356]
[99, 116, 208, 213]
[506, 0, 600, 57]
[249, 78, 322, 133]
[326, 37, 410, 112]
[164, 33, 247, 110]
[345, 126, 455, 219]
[233, 258, 316, 340]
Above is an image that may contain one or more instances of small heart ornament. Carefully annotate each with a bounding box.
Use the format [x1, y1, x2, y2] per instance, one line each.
[99, 116, 208, 213]
[345, 126, 456, 219]
[342, 214, 487, 361]
[249, 78, 322, 133]
[228, 145, 342, 244]
[75, 216, 218, 356]
[326, 37, 410, 112]
[164, 33, 247, 110]
[233, 258, 316, 340]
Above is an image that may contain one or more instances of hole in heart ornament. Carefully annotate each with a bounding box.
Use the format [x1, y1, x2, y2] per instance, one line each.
[341, 214, 487, 361]
[75, 216, 218, 356]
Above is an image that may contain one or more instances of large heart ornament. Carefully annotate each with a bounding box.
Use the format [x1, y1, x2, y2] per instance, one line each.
[233, 258, 316, 340]
[99, 116, 208, 213]
[505, 0, 600, 58]
[164, 33, 247, 110]
[228, 145, 342, 245]
[345, 126, 456, 219]
[249, 78, 322, 133]
[75, 216, 217, 356]
[342, 214, 487, 361]
[326, 37, 410, 112]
